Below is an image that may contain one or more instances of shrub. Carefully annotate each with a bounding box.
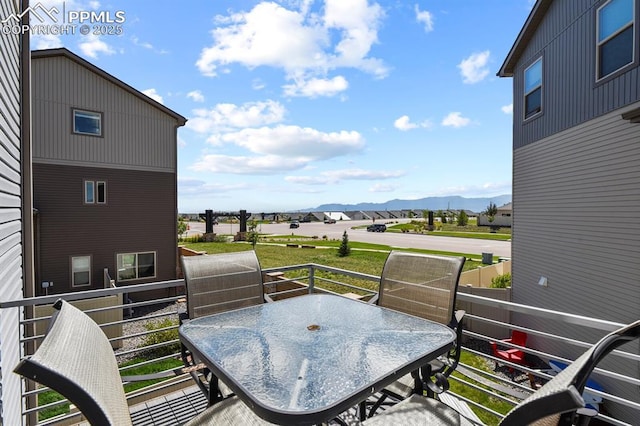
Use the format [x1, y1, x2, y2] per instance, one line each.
[337, 231, 351, 257]
[490, 273, 511, 288]
[141, 318, 180, 357]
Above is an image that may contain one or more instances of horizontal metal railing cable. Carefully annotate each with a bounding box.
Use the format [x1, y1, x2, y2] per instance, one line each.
[465, 313, 640, 363]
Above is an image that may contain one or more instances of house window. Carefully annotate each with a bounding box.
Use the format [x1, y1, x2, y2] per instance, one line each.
[85, 181, 94, 203]
[96, 181, 106, 204]
[524, 58, 542, 119]
[73, 109, 102, 136]
[84, 180, 106, 204]
[71, 256, 91, 287]
[117, 252, 156, 281]
[597, 0, 635, 80]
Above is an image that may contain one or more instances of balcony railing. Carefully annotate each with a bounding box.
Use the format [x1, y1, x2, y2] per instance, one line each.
[1, 264, 638, 425]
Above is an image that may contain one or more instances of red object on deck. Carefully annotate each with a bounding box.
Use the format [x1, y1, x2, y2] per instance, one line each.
[490, 330, 528, 367]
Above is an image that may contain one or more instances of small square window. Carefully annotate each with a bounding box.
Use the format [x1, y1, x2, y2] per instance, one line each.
[524, 58, 543, 119]
[73, 109, 102, 136]
[71, 256, 91, 287]
[85, 180, 106, 204]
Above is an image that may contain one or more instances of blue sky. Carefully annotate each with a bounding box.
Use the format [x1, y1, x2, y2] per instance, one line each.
[31, 0, 533, 213]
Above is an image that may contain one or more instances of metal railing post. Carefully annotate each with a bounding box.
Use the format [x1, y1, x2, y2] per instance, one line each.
[308, 265, 315, 293]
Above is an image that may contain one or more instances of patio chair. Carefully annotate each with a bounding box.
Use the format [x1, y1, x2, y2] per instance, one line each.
[180, 250, 269, 404]
[490, 330, 528, 373]
[369, 251, 466, 414]
[364, 319, 640, 426]
[14, 299, 275, 426]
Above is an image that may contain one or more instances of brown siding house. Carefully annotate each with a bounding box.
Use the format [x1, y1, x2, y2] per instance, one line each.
[31, 48, 186, 297]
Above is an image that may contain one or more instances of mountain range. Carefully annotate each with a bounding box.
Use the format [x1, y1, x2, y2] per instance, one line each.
[304, 195, 512, 213]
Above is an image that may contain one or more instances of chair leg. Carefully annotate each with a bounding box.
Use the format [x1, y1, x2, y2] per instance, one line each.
[367, 394, 388, 418]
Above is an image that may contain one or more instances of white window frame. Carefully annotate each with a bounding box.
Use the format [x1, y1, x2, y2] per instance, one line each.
[84, 180, 94, 204]
[524, 57, 543, 120]
[596, 0, 635, 81]
[71, 255, 91, 287]
[73, 108, 102, 136]
[84, 180, 106, 204]
[96, 181, 107, 204]
[117, 251, 157, 281]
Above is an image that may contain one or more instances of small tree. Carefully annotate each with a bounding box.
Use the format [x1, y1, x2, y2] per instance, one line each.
[436, 209, 447, 224]
[247, 220, 259, 248]
[337, 230, 351, 257]
[177, 217, 187, 239]
[483, 201, 499, 233]
[457, 210, 468, 226]
[483, 202, 498, 223]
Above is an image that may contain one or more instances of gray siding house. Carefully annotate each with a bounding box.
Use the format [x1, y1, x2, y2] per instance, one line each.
[31, 48, 186, 297]
[499, 0, 640, 420]
[0, 0, 29, 423]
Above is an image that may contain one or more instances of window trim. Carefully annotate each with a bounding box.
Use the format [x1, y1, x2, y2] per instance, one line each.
[96, 181, 107, 204]
[117, 251, 157, 282]
[72, 108, 103, 137]
[523, 57, 543, 121]
[84, 180, 95, 204]
[71, 255, 92, 287]
[84, 180, 107, 204]
[595, 0, 636, 82]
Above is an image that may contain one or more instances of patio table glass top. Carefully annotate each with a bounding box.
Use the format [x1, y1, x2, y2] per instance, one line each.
[179, 293, 456, 424]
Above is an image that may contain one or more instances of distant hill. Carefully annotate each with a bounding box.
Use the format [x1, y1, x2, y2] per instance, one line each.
[306, 195, 511, 213]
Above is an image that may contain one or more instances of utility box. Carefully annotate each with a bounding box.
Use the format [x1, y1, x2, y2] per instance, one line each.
[482, 252, 493, 265]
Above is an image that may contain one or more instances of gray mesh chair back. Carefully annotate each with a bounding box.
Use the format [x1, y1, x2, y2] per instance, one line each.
[501, 319, 640, 425]
[364, 319, 640, 426]
[14, 300, 133, 426]
[181, 250, 264, 320]
[14, 300, 278, 426]
[378, 251, 465, 326]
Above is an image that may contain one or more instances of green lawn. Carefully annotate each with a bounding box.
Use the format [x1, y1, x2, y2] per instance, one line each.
[182, 241, 483, 274]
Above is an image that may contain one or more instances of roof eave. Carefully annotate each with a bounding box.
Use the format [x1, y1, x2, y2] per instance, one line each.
[31, 48, 187, 126]
[497, 0, 553, 78]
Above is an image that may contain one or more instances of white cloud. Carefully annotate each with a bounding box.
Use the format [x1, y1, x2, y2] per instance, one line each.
[252, 79, 266, 90]
[195, 0, 387, 97]
[78, 34, 116, 58]
[286, 168, 404, 185]
[501, 104, 513, 114]
[441, 112, 471, 128]
[433, 181, 512, 197]
[32, 34, 63, 49]
[414, 5, 434, 32]
[283, 75, 349, 98]
[187, 100, 286, 133]
[178, 176, 248, 194]
[369, 183, 399, 192]
[187, 90, 205, 102]
[394, 115, 432, 131]
[142, 88, 164, 104]
[218, 125, 364, 160]
[131, 35, 153, 49]
[192, 154, 309, 174]
[458, 50, 490, 84]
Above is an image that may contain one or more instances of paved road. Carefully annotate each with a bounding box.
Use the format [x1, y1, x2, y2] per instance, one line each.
[185, 219, 511, 258]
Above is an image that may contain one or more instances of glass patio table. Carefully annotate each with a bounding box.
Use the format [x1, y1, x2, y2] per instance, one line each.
[179, 293, 456, 425]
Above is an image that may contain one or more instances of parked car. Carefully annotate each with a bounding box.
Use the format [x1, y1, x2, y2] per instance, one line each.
[367, 224, 387, 232]
[324, 218, 336, 224]
[290, 221, 300, 229]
